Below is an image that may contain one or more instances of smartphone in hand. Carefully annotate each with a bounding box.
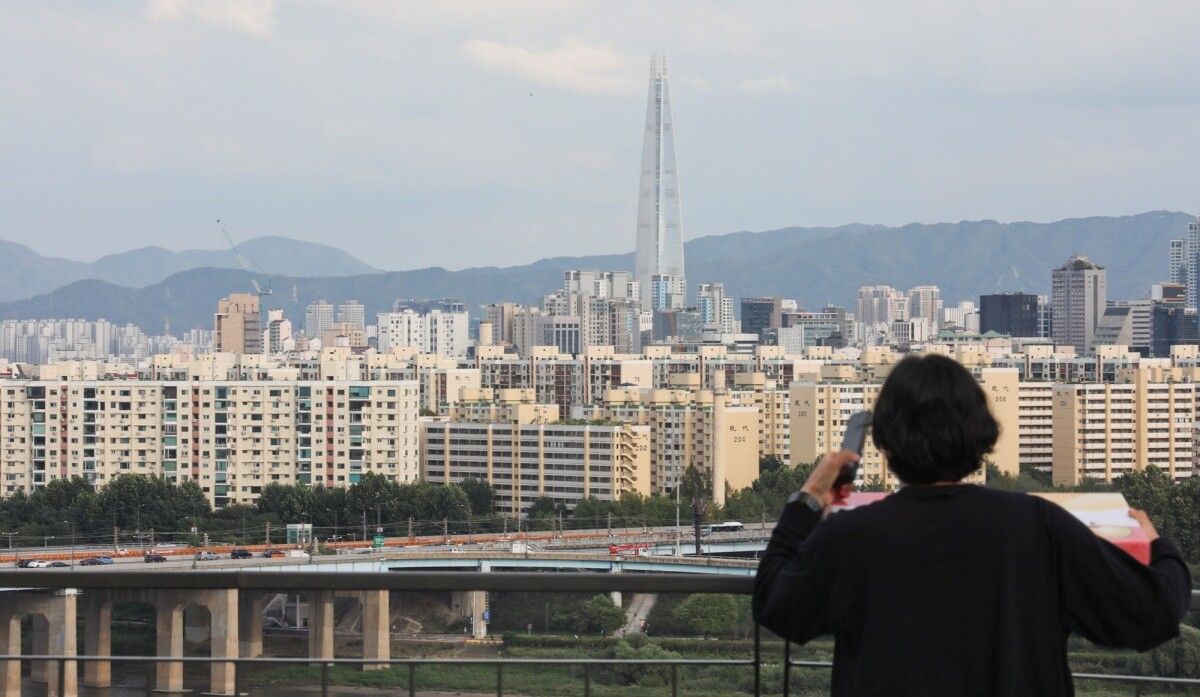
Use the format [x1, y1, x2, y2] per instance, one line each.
[833, 411, 872, 495]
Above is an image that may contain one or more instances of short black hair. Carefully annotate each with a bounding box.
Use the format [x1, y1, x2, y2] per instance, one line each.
[871, 354, 999, 485]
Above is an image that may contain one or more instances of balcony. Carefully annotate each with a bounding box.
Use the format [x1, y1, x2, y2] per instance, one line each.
[0, 570, 1193, 697]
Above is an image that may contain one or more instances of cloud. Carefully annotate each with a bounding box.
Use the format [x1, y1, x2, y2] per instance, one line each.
[736, 73, 792, 94]
[461, 36, 638, 95]
[147, 0, 275, 36]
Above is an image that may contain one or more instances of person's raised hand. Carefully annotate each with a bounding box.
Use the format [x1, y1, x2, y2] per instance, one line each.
[801, 450, 861, 509]
[1128, 509, 1159, 542]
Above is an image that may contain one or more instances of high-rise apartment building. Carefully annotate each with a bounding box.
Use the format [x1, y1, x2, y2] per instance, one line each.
[214, 293, 261, 354]
[0, 379, 420, 505]
[696, 283, 735, 333]
[1170, 238, 1188, 288]
[906, 286, 943, 330]
[1051, 255, 1107, 353]
[980, 293, 1040, 337]
[1167, 215, 1200, 308]
[634, 53, 685, 312]
[377, 310, 469, 357]
[305, 300, 333, 340]
[337, 300, 366, 330]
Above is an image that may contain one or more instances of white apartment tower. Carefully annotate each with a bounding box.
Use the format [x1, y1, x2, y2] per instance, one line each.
[634, 53, 685, 313]
[697, 283, 736, 333]
[337, 300, 366, 330]
[305, 300, 334, 340]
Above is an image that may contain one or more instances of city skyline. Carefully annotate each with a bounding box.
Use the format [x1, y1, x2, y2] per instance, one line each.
[4, 2, 1200, 270]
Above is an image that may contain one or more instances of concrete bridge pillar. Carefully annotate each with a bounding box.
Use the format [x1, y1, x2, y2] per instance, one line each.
[307, 590, 335, 665]
[0, 613, 19, 696]
[205, 588, 239, 696]
[238, 592, 265, 658]
[153, 589, 240, 695]
[610, 563, 623, 608]
[82, 590, 112, 688]
[348, 590, 389, 670]
[19, 592, 78, 697]
[155, 597, 185, 693]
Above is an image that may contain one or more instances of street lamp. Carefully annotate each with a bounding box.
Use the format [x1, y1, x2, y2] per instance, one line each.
[62, 520, 75, 568]
[134, 503, 146, 550]
[0, 532, 15, 550]
[325, 508, 339, 547]
[43, 535, 55, 548]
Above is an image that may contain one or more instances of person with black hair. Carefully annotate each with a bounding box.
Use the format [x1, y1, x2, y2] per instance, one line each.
[753, 353, 1191, 696]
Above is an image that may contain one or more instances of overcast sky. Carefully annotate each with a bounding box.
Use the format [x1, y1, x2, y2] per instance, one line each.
[3, 1, 1199, 270]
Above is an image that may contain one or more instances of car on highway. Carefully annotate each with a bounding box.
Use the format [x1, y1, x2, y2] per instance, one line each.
[194, 551, 219, 561]
[79, 557, 103, 566]
[144, 554, 167, 563]
[230, 549, 253, 560]
[25, 560, 49, 568]
[49, 561, 69, 568]
[15, 559, 33, 568]
[262, 549, 285, 558]
[82, 556, 114, 565]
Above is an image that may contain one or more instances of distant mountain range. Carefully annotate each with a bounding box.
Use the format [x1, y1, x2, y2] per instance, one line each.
[0, 211, 1190, 335]
[0, 236, 380, 302]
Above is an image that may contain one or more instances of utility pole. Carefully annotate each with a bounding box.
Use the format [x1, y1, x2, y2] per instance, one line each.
[265, 521, 271, 545]
[376, 505, 382, 533]
[607, 512, 612, 537]
[361, 510, 367, 543]
[408, 517, 414, 540]
[443, 517, 449, 544]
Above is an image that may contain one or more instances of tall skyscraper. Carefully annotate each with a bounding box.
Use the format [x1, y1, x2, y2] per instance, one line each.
[634, 53, 685, 312]
[1051, 255, 1107, 353]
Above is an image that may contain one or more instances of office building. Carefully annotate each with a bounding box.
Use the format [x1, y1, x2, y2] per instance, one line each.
[214, 293, 261, 355]
[1051, 255, 1107, 353]
[634, 53, 686, 312]
[980, 293, 1040, 337]
[1151, 304, 1200, 358]
[741, 297, 784, 338]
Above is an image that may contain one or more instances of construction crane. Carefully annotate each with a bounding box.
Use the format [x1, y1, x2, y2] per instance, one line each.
[217, 219, 272, 298]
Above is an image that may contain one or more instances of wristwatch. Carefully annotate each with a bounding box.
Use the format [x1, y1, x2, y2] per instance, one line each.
[788, 490, 824, 515]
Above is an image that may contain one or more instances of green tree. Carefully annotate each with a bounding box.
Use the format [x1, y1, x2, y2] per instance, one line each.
[672, 593, 740, 638]
[573, 595, 626, 635]
[459, 477, 495, 516]
[759, 455, 786, 474]
[569, 496, 612, 530]
[721, 488, 766, 522]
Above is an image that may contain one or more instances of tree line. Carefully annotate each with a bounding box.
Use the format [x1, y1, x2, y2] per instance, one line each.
[3, 460, 1200, 567]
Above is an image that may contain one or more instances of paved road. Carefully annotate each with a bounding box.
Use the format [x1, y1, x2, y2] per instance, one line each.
[617, 593, 658, 637]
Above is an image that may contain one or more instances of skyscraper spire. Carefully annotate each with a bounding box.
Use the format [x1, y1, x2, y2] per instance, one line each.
[635, 53, 685, 312]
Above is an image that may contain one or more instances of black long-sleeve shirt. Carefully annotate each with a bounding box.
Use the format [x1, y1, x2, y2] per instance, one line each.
[753, 485, 1192, 696]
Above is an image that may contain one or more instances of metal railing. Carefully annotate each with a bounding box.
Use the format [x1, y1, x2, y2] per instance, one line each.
[0, 570, 1196, 697]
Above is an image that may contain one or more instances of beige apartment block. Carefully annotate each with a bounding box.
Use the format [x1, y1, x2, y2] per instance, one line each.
[573, 387, 761, 503]
[1017, 381, 1055, 473]
[1051, 372, 1196, 486]
[0, 380, 419, 507]
[421, 421, 650, 516]
[789, 378, 1001, 488]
